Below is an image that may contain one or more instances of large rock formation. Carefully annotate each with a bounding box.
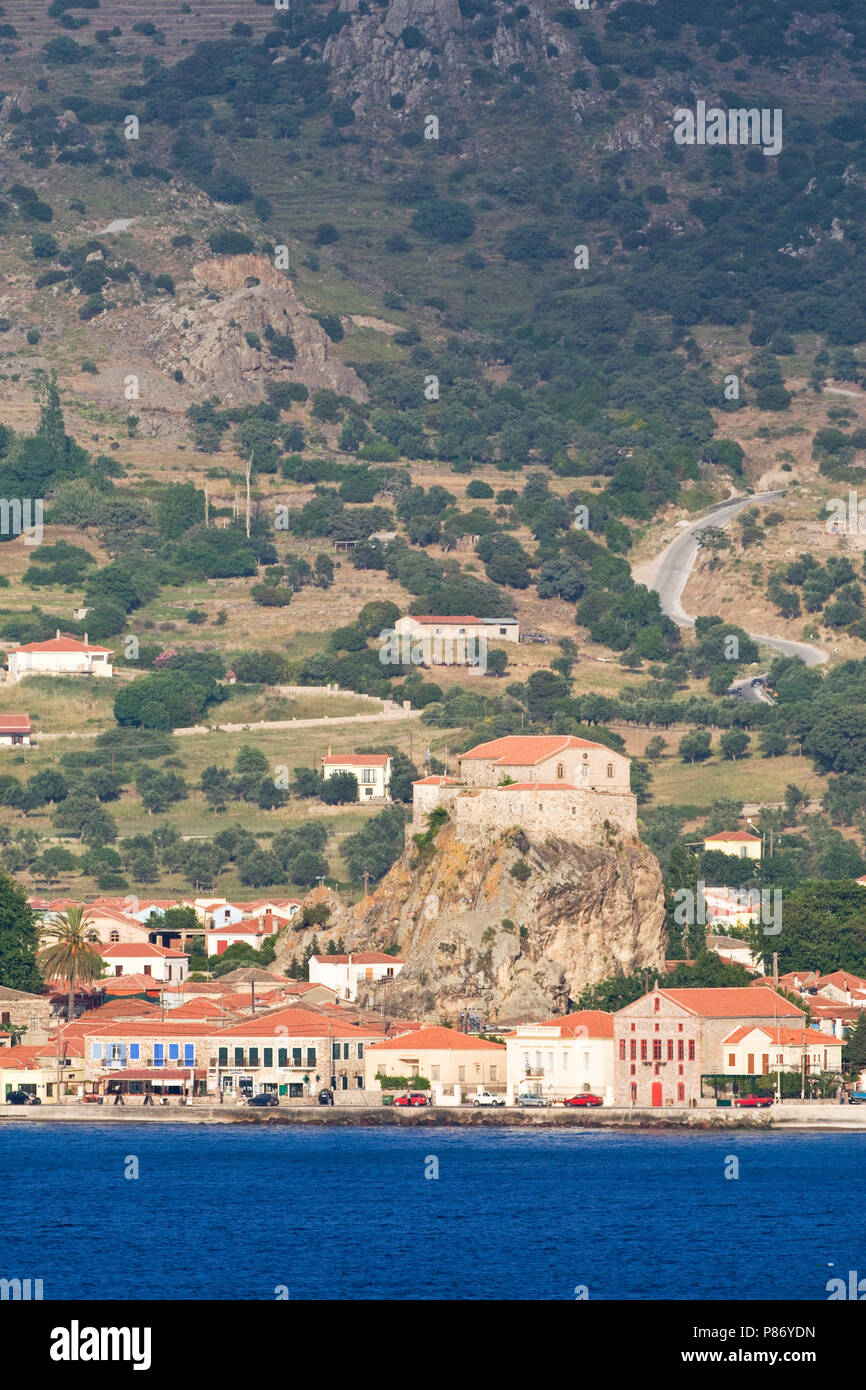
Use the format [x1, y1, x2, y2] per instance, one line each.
[145, 255, 366, 404]
[275, 821, 666, 1023]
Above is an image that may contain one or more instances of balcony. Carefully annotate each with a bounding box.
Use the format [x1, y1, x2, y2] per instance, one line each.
[521, 1068, 545, 1079]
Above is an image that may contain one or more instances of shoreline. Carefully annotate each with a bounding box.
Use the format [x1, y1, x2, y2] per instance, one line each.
[3, 1103, 866, 1130]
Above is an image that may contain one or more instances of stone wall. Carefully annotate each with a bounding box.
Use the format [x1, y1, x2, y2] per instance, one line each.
[412, 783, 638, 845]
[458, 745, 631, 792]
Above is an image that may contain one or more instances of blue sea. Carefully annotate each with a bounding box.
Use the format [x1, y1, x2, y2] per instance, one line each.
[1, 1124, 863, 1300]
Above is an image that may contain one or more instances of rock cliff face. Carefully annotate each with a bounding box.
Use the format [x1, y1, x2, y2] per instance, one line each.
[276, 821, 666, 1023]
[324, 0, 465, 115]
[145, 254, 366, 404]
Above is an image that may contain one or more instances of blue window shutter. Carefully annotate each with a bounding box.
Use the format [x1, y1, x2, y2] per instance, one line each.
[129, 1044, 140, 1061]
[154, 1044, 164, 1067]
[119, 1045, 127, 1066]
[169, 1044, 179, 1061]
[184, 1044, 194, 1066]
[92, 1043, 102, 1060]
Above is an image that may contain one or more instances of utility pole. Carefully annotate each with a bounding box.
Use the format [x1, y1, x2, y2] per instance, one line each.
[245, 451, 253, 539]
[772, 952, 779, 990]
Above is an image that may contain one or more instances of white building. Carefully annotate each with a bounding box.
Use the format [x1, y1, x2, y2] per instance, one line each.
[322, 751, 392, 802]
[98, 942, 189, 984]
[0, 714, 31, 746]
[205, 913, 285, 957]
[720, 1025, 844, 1078]
[309, 952, 404, 1002]
[6, 632, 113, 681]
[505, 1010, 615, 1104]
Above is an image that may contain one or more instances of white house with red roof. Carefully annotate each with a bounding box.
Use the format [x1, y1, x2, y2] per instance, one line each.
[411, 734, 637, 845]
[309, 951, 404, 1002]
[98, 942, 189, 984]
[703, 829, 763, 860]
[322, 749, 392, 801]
[365, 1025, 507, 1099]
[0, 714, 31, 746]
[505, 1010, 615, 1104]
[205, 912, 285, 956]
[6, 631, 113, 681]
[395, 614, 519, 655]
[720, 1024, 843, 1081]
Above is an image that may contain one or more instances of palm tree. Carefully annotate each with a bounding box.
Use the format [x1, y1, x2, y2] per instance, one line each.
[39, 906, 104, 1022]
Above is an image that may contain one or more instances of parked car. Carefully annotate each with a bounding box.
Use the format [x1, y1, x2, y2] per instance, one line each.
[247, 1092, 278, 1107]
[562, 1094, 603, 1107]
[5, 1090, 40, 1105]
[849, 1091, 866, 1104]
[393, 1092, 430, 1107]
[318, 1088, 334, 1106]
[517, 1092, 547, 1107]
[733, 1094, 773, 1108]
[473, 1091, 506, 1107]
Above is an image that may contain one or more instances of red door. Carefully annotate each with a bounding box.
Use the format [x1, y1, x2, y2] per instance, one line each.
[651, 1081, 663, 1107]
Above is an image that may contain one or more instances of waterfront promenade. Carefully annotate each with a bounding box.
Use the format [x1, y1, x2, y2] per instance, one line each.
[3, 1101, 866, 1129]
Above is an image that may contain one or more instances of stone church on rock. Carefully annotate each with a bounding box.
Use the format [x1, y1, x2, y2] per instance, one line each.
[411, 734, 638, 849]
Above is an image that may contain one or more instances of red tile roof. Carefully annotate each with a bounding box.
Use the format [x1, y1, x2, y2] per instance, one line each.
[369, 1026, 505, 1052]
[98, 943, 187, 958]
[533, 1010, 615, 1038]
[458, 735, 610, 764]
[703, 830, 762, 843]
[322, 754, 390, 767]
[7, 636, 112, 654]
[658, 987, 804, 1018]
[310, 952, 402, 965]
[722, 1025, 843, 1047]
[216, 1006, 384, 1039]
[0, 714, 30, 732]
[101, 976, 168, 995]
[412, 775, 457, 785]
[409, 615, 480, 625]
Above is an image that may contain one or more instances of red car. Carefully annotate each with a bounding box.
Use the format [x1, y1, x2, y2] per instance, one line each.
[562, 1094, 603, 1107]
[734, 1094, 773, 1108]
[393, 1092, 430, 1107]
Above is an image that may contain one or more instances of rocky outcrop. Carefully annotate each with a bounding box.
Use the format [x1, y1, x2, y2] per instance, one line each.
[324, 0, 465, 114]
[145, 255, 366, 404]
[276, 821, 666, 1023]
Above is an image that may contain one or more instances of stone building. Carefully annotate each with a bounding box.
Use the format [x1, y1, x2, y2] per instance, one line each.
[0, 985, 51, 1042]
[613, 985, 806, 1107]
[411, 735, 637, 847]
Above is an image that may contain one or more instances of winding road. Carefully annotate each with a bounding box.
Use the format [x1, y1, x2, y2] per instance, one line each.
[639, 491, 828, 668]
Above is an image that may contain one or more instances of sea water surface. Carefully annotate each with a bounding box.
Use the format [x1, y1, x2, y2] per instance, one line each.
[1, 1124, 863, 1300]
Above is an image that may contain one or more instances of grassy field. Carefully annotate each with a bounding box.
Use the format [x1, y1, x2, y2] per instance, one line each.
[647, 751, 827, 808]
[2, 711, 460, 901]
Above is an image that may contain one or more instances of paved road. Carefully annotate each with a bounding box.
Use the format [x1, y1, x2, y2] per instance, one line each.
[643, 491, 828, 667]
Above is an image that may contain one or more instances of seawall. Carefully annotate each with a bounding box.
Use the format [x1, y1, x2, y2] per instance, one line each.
[2, 1104, 865, 1130]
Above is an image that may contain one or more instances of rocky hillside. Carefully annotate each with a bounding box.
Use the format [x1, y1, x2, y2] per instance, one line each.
[277, 818, 666, 1022]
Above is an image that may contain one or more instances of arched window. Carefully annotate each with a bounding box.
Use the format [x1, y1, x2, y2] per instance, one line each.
[556, 763, 564, 779]
[109, 930, 119, 944]
[607, 763, 614, 778]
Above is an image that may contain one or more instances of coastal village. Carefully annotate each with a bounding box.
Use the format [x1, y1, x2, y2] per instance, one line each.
[1, 729, 864, 1118]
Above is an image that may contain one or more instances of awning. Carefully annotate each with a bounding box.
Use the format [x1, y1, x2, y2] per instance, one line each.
[97, 1069, 205, 1081]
